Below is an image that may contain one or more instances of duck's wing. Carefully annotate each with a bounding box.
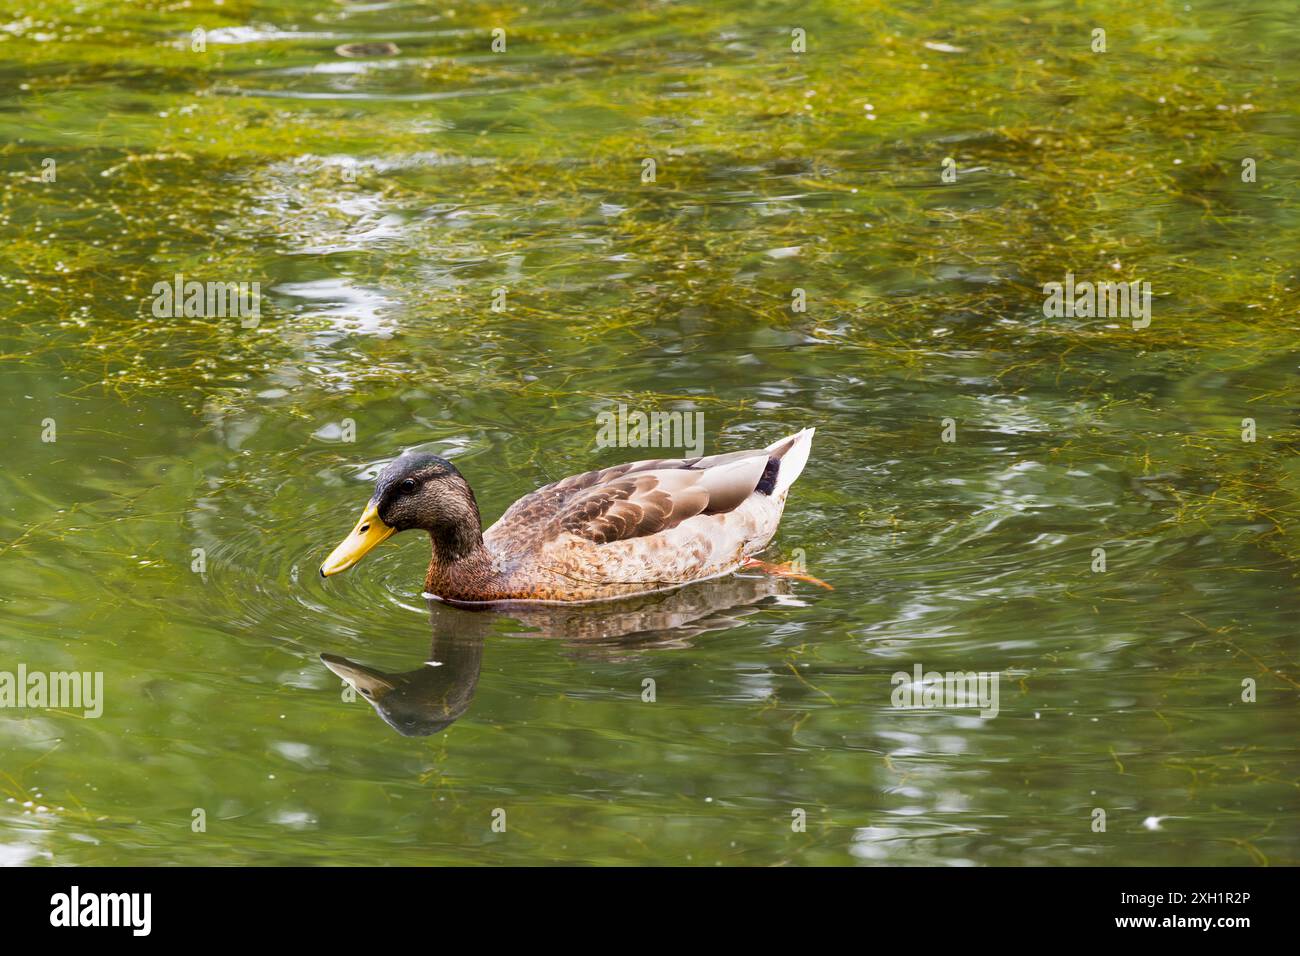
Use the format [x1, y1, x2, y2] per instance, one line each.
[485, 429, 813, 556]
[550, 456, 767, 544]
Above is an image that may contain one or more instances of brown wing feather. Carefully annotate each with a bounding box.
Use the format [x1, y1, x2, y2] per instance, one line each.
[486, 448, 773, 554]
[534, 457, 768, 547]
[557, 472, 710, 544]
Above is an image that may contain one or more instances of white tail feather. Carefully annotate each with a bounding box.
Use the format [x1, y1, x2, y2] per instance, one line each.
[766, 427, 814, 498]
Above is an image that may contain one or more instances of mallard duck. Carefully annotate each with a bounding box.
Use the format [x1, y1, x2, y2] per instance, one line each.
[319, 427, 815, 603]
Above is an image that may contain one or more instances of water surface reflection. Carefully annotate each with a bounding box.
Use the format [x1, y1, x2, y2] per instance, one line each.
[321, 573, 798, 735]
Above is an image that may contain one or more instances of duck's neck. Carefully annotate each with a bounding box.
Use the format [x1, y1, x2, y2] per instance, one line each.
[422, 524, 498, 601]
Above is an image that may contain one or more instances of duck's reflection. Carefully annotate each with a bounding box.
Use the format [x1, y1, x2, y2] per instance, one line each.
[321, 630, 484, 737]
[320, 573, 798, 736]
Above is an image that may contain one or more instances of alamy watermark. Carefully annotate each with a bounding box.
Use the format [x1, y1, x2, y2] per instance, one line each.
[0, 665, 103, 718]
[1042, 271, 1151, 329]
[891, 663, 999, 718]
[595, 403, 704, 457]
[151, 273, 261, 327]
[50, 886, 150, 935]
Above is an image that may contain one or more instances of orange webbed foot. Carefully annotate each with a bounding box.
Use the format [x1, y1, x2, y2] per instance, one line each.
[742, 558, 834, 590]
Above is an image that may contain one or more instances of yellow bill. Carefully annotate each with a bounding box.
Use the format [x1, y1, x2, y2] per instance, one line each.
[320, 502, 395, 577]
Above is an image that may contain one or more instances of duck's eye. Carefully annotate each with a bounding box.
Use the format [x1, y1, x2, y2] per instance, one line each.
[400, 478, 417, 493]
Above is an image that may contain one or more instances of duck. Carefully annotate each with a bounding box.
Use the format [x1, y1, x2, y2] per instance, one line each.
[319, 427, 816, 603]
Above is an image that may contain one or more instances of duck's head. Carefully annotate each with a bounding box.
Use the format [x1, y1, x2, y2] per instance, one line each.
[319, 453, 482, 577]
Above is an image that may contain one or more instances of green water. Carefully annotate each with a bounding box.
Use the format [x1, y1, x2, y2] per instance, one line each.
[1, 0, 1298, 866]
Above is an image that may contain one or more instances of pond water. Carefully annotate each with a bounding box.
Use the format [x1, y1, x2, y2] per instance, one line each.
[0, 0, 1297, 865]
